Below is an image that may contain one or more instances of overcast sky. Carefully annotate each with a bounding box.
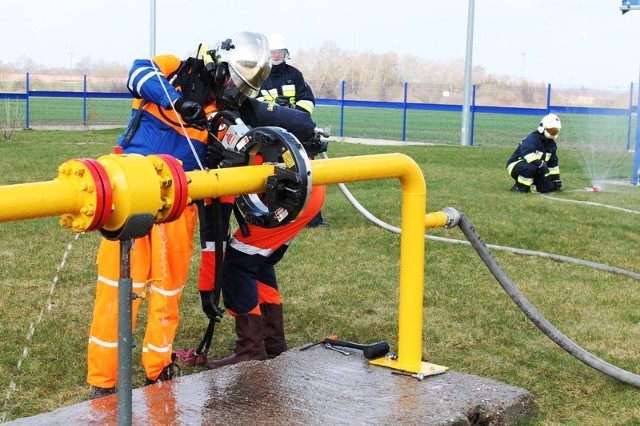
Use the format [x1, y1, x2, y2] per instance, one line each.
[2, 0, 639, 88]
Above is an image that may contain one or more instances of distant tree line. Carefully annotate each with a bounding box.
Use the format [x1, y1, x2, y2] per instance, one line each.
[0, 47, 631, 108]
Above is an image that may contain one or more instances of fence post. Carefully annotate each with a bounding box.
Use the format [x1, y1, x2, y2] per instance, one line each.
[402, 82, 408, 142]
[25, 73, 30, 130]
[627, 82, 634, 152]
[339, 80, 345, 138]
[83, 75, 88, 127]
[546, 84, 551, 113]
[632, 79, 640, 185]
[470, 84, 477, 146]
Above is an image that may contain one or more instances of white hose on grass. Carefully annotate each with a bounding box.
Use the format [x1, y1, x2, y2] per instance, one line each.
[324, 157, 640, 281]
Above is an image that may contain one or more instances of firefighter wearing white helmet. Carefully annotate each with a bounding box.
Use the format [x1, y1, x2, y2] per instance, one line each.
[267, 32, 290, 63]
[538, 113, 562, 140]
[256, 32, 316, 115]
[506, 113, 562, 193]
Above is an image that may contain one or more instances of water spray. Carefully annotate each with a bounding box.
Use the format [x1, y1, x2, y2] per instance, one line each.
[1, 234, 80, 421]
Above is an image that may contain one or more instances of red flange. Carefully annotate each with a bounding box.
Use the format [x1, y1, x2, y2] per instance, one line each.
[156, 154, 188, 223]
[76, 158, 113, 232]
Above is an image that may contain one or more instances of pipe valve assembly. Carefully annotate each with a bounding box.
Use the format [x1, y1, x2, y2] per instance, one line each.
[1, 149, 451, 377]
[0, 152, 189, 234]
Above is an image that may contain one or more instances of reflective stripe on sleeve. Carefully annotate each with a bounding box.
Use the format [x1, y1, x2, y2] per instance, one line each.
[229, 237, 274, 257]
[295, 99, 314, 114]
[135, 70, 162, 95]
[523, 151, 542, 163]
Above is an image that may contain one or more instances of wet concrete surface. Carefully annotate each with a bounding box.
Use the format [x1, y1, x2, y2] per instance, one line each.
[7, 345, 534, 425]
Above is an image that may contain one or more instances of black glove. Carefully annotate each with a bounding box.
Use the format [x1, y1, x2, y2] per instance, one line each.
[274, 95, 291, 107]
[199, 291, 224, 322]
[538, 161, 550, 175]
[302, 135, 329, 158]
[174, 98, 205, 127]
[552, 179, 562, 191]
[206, 142, 226, 168]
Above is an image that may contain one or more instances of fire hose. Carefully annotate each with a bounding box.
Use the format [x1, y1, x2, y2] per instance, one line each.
[319, 148, 640, 388]
[456, 212, 640, 388]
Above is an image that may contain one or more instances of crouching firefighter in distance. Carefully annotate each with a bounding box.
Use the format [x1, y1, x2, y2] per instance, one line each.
[86, 31, 272, 398]
[193, 48, 327, 368]
[506, 113, 563, 193]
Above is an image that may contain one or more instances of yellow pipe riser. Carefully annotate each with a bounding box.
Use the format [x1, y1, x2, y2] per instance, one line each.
[305, 154, 445, 374]
[191, 154, 432, 372]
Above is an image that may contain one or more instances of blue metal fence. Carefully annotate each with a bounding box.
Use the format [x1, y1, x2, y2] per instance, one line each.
[2, 73, 639, 183]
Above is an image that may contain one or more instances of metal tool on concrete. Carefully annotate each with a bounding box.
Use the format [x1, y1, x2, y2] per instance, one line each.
[324, 343, 351, 355]
[391, 371, 425, 381]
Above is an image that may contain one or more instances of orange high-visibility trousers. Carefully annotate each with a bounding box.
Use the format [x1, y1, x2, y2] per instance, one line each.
[87, 205, 198, 388]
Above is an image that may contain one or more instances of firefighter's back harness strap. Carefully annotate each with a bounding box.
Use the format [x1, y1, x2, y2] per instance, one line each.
[121, 56, 208, 147]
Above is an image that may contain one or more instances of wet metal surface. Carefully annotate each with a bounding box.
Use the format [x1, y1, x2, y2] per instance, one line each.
[7, 345, 534, 425]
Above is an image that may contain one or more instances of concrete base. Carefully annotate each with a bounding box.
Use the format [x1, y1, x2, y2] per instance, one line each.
[7, 345, 535, 425]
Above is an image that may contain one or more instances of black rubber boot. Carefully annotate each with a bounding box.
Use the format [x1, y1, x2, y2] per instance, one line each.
[206, 314, 267, 369]
[510, 183, 531, 193]
[261, 303, 288, 358]
[90, 386, 116, 399]
[145, 352, 179, 386]
[306, 210, 329, 228]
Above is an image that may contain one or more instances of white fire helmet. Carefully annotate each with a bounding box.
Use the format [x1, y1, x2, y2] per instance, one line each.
[267, 33, 290, 64]
[214, 31, 271, 106]
[537, 113, 561, 140]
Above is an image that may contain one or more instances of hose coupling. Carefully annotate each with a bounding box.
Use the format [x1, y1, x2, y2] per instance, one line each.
[442, 207, 461, 229]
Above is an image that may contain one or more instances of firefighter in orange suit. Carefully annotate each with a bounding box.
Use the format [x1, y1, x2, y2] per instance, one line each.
[87, 31, 272, 398]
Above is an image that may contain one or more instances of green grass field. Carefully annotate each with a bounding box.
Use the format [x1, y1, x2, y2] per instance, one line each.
[0, 129, 639, 424]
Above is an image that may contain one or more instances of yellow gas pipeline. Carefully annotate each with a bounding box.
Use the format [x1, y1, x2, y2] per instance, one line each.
[0, 151, 450, 376]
